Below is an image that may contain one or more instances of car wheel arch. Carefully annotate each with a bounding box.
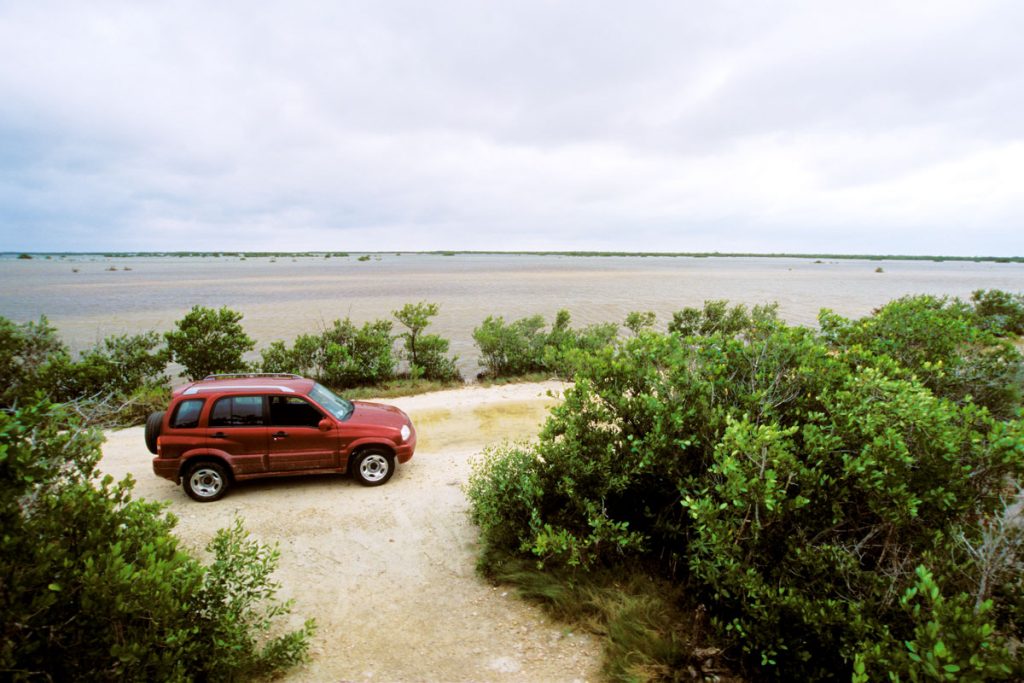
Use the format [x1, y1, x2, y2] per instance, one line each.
[346, 441, 396, 471]
[177, 452, 234, 480]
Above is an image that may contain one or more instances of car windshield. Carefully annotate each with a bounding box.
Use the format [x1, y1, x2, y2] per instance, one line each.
[310, 383, 354, 420]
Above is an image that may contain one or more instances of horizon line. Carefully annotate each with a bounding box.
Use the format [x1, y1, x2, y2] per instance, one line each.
[3, 250, 1022, 262]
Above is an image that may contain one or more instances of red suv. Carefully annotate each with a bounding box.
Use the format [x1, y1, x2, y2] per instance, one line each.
[146, 374, 416, 502]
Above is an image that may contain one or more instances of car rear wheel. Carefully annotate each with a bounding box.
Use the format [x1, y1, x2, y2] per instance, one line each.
[145, 411, 164, 454]
[352, 449, 394, 486]
[184, 461, 230, 502]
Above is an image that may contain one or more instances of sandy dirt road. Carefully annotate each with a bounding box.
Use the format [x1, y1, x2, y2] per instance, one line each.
[100, 381, 601, 682]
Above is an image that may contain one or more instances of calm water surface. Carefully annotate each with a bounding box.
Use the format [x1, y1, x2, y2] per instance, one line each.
[3, 254, 1023, 379]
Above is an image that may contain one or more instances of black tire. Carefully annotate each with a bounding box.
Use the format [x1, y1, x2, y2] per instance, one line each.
[351, 449, 395, 486]
[145, 411, 165, 454]
[183, 461, 230, 502]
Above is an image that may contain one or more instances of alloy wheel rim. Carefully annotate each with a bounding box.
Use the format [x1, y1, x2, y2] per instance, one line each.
[191, 468, 223, 497]
[360, 454, 389, 482]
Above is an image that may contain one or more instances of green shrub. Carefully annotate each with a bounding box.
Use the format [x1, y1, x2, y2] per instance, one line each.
[0, 315, 66, 407]
[473, 314, 547, 377]
[409, 333, 461, 382]
[542, 320, 619, 379]
[393, 302, 461, 382]
[165, 305, 255, 380]
[667, 299, 779, 337]
[624, 311, 657, 335]
[260, 318, 395, 388]
[971, 288, 1024, 336]
[0, 317, 169, 425]
[258, 339, 300, 374]
[48, 332, 168, 402]
[321, 318, 396, 386]
[260, 334, 322, 378]
[467, 299, 1024, 679]
[819, 294, 1023, 418]
[467, 443, 546, 560]
[0, 400, 314, 681]
[472, 310, 617, 379]
[853, 566, 1016, 682]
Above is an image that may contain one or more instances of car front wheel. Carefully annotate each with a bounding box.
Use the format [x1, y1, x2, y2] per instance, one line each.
[184, 461, 230, 502]
[352, 449, 394, 486]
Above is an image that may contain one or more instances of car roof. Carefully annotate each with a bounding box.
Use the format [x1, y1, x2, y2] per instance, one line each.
[172, 374, 316, 398]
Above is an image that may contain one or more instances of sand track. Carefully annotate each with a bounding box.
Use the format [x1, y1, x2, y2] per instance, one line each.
[100, 381, 600, 682]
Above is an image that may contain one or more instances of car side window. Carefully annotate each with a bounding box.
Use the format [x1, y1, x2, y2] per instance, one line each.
[210, 396, 266, 427]
[269, 396, 324, 428]
[171, 399, 204, 429]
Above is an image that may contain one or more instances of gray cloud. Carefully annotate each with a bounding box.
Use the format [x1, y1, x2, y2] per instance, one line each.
[1, 0, 1022, 254]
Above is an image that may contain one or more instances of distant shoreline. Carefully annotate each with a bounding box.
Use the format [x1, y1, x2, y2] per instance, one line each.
[5, 250, 1023, 263]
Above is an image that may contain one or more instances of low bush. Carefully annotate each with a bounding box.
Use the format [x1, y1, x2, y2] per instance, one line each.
[0, 315, 66, 408]
[320, 318, 396, 386]
[393, 302, 461, 382]
[667, 299, 779, 337]
[165, 305, 255, 380]
[971, 288, 1024, 336]
[473, 314, 547, 377]
[1, 317, 170, 426]
[48, 331, 168, 402]
[467, 296, 1024, 680]
[261, 317, 396, 388]
[820, 294, 1023, 418]
[624, 310, 657, 335]
[0, 400, 314, 681]
[472, 309, 617, 379]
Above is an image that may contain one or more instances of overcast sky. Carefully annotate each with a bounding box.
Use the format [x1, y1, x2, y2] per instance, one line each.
[1, 1, 1022, 255]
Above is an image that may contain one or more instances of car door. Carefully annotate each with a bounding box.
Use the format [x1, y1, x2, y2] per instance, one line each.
[266, 395, 338, 471]
[206, 395, 269, 474]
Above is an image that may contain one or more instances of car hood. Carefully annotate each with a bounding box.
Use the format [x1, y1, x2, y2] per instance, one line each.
[348, 401, 409, 427]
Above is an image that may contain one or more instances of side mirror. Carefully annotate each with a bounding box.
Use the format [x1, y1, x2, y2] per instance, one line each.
[318, 418, 332, 431]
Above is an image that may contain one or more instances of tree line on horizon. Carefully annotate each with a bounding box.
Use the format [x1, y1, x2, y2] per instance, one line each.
[8, 250, 1024, 262]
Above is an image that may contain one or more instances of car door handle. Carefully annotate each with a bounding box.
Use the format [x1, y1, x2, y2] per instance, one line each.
[211, 432, 227, 439]
[272, 431, 289, 439]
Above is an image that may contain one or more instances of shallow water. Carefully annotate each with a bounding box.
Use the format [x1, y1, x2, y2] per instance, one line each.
[3, 253, 1023, 379]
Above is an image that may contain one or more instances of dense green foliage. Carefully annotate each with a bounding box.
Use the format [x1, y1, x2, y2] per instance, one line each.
[261, 303, 463, 386]
[46, 332, 168, 401]
[392, 302, 461, 382]
[971, 288, 1024, 336]
[668, 299, 780, 337]
[260, 317, 396, 388]
[2, 301, 464, 423]
[0, 317, 169, 424]
[467, 295, 1024, 680]
[472, 309, 617, 379]
[820, 294, 1023, 419]
[165, 305, 256, 380]
[624, 311, 657, 335]
[0, 401, 314, 681]
[0, 316, 66, 407]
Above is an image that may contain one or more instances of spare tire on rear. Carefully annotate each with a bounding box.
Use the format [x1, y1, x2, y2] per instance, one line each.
[145, 411, 165, 454]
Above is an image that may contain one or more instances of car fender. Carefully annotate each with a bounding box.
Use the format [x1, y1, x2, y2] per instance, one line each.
[346, 437, 398, 458]
[176, 448, 235, 477]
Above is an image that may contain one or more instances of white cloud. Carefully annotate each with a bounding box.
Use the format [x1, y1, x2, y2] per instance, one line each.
[1, 0, 1022, 254]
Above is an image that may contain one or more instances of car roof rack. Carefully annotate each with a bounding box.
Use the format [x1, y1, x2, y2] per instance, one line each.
[201, 373, 303, 380]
